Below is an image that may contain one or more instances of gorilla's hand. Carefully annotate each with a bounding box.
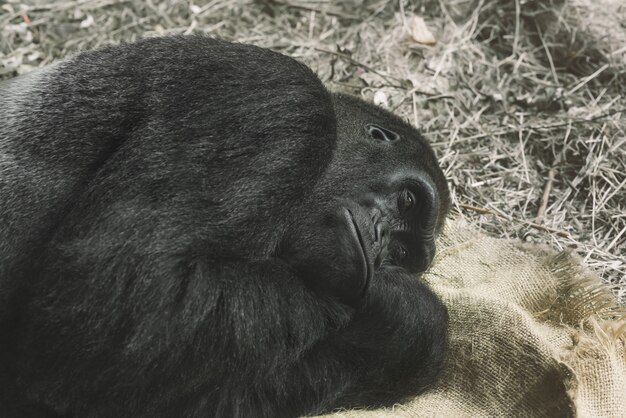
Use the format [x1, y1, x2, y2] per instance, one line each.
[323, 203, 391, 304]
[322, 265, 449, 409]
[281, 207, 376, 306]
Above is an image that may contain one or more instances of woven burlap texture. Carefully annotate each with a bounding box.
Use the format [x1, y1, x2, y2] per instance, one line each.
[322, 220, 626, 418]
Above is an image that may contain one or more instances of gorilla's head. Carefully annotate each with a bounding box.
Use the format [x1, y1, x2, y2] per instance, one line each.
[282, 93, 450, 305]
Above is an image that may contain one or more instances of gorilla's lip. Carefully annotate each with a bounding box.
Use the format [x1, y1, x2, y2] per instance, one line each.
[344, 208, 371, 295]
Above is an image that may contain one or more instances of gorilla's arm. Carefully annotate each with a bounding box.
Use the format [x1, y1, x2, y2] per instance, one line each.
[167, 263, 447, 417]
[18, 254, 445, 417]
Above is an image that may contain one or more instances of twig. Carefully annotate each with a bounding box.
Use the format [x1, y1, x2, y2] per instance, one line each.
[313, 47, 403, 83]
[268, 0, 360, 21]
[512, 0, 520, 58]
[458, 203, 570, 238]
[458, 203, 491, 214]
[566, 63, 609, 96]
[536, 168, 555, 219]
[534, 20, 559, 85]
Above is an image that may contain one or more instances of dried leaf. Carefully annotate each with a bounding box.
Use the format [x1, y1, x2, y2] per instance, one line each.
[406, 15, 436, 46]
[80, 15, 94, 29]
[374, 91, 389, 107]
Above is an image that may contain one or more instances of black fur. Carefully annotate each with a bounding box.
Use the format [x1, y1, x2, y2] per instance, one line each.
[0, 36, 449, 417]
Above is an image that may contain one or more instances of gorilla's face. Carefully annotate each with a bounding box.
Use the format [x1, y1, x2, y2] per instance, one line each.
[282, 94, 450, 305]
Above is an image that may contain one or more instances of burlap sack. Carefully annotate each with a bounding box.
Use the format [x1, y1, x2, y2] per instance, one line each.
[322, 220, 626, 417]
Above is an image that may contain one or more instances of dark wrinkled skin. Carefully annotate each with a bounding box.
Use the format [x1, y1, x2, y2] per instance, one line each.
[0, 36, 450, 418]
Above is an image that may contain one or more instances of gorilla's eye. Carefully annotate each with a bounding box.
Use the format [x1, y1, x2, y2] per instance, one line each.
[398, 247, 408, 261]
[398, 189, 416, 214]
[366, 124, 399, 142]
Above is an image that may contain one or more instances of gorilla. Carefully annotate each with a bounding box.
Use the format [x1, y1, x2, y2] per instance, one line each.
[0, 36, 450, 417]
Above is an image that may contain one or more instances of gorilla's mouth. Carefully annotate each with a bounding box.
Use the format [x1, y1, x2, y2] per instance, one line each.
[344, 208, 371, 295]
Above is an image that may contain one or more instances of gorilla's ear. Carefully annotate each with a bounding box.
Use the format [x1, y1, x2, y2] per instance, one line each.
[366, 124, 400, 143]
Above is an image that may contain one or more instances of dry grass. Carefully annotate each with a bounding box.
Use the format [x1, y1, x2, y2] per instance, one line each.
[1, 0, 624, 303]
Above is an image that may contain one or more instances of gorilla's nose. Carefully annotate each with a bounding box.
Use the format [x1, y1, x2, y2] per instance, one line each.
[374, 220, 390, 245]
[373, 220, 390, 269]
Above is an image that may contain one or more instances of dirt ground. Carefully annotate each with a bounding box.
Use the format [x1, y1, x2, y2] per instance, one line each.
[1, 0, 624, 302]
